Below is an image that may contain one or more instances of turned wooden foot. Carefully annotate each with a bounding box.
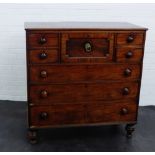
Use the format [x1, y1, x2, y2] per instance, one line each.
[27, 129, 38, 144]
[125, 124, 135, 138]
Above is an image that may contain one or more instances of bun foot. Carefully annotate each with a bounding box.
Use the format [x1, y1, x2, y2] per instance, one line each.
[27, 129, 38, 144]
[125, 124, 135, 138]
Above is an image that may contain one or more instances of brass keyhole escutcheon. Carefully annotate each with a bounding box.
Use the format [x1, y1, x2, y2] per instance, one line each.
[84, 42, 92, 53]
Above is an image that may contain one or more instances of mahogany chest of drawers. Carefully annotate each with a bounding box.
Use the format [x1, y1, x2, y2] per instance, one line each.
[25, 22, 147, 143]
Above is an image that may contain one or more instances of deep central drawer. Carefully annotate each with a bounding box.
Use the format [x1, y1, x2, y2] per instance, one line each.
[29, 64, 141, 83]
[29, 82, 139, 104]
[61, 33, 114, 63]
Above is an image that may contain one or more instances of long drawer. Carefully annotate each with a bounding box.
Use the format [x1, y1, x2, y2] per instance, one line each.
[29, 64, 141, 83]
[29, 82, 139, 104]
[29, 101, 137, 127]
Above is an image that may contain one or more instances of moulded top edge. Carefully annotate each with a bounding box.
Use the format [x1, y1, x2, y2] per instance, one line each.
[24, 22, 148, 30]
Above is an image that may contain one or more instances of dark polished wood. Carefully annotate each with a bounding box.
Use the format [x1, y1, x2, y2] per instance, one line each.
[29, 64, 141, 83]
[27, 33, 58, 48]
[61, 33, 114, 63]
[116, 47, 143, 62]
[29, 82, 139, 104]
[29, 49, 59, 64]
[116, 32, 144, 45]
[29, 101, 137, 127]
[87, 102, 137, 123]
[25, 22, 147, 142]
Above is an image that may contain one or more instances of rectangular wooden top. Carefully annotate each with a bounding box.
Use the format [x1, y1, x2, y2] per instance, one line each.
[25, 22, 147, 31]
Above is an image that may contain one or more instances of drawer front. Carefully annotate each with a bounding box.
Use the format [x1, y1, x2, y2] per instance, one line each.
[29, 104, 85, 127]
[52, 104, 85, 125]
[29, 82, 139, 104]
[28, 49, 59, 64]
[117, 32, 144, 45]
[30, 64, 141, 83]
[61, 33, 114, 63]
[116, 47, 143, 62]
[29, 102, 137, 127]
[29, 106, 52, 126]
[87, 102, 137, 123]
[27, 33, 59, 48]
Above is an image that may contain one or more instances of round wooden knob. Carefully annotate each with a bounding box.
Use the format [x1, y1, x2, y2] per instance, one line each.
[126, 51, 133, 58]
[124, 68, 132, 76]
[39, 52, 47, 59]
[127, 35, 134, 43]
[39, 37, 47, 44]
[121, 108, 128, 115]
[40, 71, 47, 78]
[123, 87, 130, 95]
[40, 90, 48, 98]
[39, 112, 48, 120]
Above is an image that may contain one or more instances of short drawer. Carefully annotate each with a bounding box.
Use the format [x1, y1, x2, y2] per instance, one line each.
[29, 82, 139, 104]
[117, 32, 144, 46]
[29, 64, 141, 83]
[29, 104, 85, 127]
[87, 102, 137, 123]
[27, 33, 59, 48]
[116, 47, 143, 62]
[28, 49, 59, 64]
